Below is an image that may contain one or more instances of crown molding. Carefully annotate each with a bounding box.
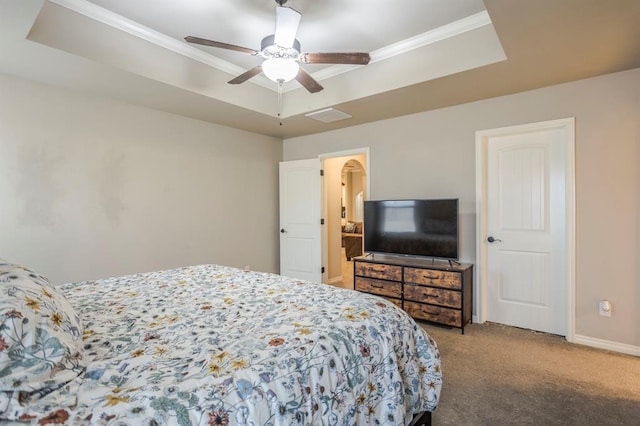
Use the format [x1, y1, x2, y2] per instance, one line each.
[47, 0, 276, 91]
[305, 11, 492, 87]
[48, 0, 491, 94]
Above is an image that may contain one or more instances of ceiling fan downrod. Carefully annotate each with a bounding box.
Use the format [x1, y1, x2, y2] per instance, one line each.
[184, 0, 369, 93]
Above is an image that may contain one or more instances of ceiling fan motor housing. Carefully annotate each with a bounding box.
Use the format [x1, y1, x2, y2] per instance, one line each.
[260, 34, 301, 60]
[184, 1, 368, 93]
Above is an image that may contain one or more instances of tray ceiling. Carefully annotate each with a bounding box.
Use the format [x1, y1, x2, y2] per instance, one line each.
[1, 0, 639, 138]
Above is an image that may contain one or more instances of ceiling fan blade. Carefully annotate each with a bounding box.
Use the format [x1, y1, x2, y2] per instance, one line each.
[301, 52, 371, 65]
[228, 66, 263, 84]
[185, 36, 259, 55]
[295, 68, 323, 93]
[274, 6, 301, 48]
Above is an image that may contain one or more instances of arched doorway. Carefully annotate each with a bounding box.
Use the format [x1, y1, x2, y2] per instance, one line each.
[339, 159, 366, 287]
[319, 150, 369, 289]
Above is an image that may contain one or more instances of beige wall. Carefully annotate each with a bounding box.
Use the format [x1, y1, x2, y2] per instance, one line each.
[284, 68, 640, 348]
[0, 74, 282, 284]
[324, 157, 344, 282]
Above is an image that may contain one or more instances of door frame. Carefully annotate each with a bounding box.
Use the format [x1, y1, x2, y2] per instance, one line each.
[319, 147, 371, 284]
[475, 118, 576, 341]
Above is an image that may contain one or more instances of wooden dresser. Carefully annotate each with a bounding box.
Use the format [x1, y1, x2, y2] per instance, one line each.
[353, 254, 473, 333]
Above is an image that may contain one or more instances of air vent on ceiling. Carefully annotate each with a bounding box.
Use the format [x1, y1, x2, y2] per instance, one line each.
[305, 108, 352, 123]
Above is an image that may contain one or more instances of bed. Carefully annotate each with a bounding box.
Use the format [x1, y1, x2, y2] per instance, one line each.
[1, 260, 441, 425]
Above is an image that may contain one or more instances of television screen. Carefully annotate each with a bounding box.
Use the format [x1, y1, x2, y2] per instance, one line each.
[364, 199, 459, 259]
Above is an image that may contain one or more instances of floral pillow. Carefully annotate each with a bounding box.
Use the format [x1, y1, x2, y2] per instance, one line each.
[0, 261, 84, 397]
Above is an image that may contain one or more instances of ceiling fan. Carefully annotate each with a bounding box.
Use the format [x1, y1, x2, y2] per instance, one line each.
[184, 0, 371, 93]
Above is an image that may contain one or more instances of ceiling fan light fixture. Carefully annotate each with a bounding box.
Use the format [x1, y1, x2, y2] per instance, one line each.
[184, 0, 370, 93]
[262, 58, 299, 83]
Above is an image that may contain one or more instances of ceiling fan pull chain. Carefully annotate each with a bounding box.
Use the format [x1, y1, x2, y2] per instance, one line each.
[184, 0, 369, 94]
[278, 82, 283, 125]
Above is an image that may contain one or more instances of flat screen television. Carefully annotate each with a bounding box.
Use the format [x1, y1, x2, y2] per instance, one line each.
[363, 199, 459, 260]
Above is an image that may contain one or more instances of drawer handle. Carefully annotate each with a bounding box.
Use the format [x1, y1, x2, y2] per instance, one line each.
[371, 283, 383, 289]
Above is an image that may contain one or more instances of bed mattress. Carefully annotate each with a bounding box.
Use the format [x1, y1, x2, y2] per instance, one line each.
[1, 263, 441, 425]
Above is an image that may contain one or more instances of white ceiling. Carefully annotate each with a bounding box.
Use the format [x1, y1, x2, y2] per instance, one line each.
[2, 0, 640, 139]
[86, 0, 487, 71]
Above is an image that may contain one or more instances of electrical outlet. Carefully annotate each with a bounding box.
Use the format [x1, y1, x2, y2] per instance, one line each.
[599, 300, 611, 317]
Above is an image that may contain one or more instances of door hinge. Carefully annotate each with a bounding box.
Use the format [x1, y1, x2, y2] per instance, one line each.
[321, 266, 325, 274]
[320, 169, 324, 176]
[321, 218, 325, 225]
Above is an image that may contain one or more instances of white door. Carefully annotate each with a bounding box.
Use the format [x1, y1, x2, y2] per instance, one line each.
[482, 121, 572, 335]
[279, 159, 322, 282]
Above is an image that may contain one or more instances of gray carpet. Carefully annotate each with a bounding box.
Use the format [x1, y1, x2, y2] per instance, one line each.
[420, 322, 640, 425]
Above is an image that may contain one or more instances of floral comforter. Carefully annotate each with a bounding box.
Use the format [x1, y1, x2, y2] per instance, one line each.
[3, 264, 441, 425]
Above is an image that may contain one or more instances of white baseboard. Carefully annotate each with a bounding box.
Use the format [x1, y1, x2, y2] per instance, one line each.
[573, 334, 640, 357]
[470, 319, 639, 357]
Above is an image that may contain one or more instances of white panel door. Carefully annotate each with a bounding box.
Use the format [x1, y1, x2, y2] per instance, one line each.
[486, 127, 567, 335]
[279, 159, 322, 282]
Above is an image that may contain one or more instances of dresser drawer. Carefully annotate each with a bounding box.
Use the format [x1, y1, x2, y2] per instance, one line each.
[380, 296, 402, 309]
[355, 262, 402, 281]
[355, 277, 402, 299]
[404, 301, 461, 327]
[404, 284, 461, 308]
[404, 267, 461, 290]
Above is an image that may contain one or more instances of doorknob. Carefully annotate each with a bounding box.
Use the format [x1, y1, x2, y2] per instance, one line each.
[487, 236, 502, 243]
[280, 228, 287, 233]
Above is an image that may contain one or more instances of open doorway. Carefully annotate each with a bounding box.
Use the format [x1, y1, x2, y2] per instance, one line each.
[321, 153, 368, 289]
